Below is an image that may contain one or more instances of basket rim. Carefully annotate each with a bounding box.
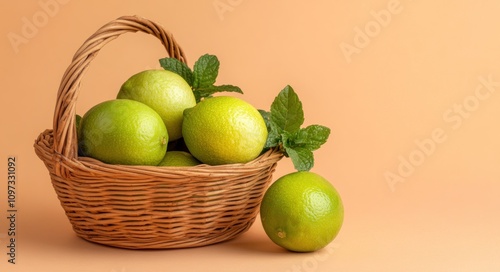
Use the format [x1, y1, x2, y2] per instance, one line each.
[34, 128, 284, 180]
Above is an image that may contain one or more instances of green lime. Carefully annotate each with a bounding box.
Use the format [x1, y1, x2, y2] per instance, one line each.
[182, 96, 268, 165]
[79, 99, 168, 165]
[260, 171, 344, 252]
[117, 69, 196, 141]
[158, 151, 201, 167]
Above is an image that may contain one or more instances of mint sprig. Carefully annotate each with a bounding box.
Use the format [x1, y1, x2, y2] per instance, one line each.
[159, 54, 243, 102]
[261, 85, 330, 171]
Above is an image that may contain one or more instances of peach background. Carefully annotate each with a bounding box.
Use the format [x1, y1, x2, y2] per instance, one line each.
[2, 0, 500, 271]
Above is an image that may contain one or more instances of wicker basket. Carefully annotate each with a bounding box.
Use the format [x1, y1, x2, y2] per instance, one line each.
[33, 15, 283, 249]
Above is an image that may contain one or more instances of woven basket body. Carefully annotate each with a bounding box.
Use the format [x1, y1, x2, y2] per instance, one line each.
[33, 15, 282, 249]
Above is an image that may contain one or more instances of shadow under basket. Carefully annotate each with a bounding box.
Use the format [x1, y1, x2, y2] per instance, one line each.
[33, 15, 283, 250]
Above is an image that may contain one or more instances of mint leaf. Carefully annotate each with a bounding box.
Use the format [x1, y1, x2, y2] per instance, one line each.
[270, 85, 304, 133]
[294, 125, 331, 151]
[195, 84, 242, 98]
[285, 146, 314, 171]
[258, 109, 271, 128]
[159, 53, 243, 103]
[193, 54, 219, 89]
[260, 109, 281, 148]
[194, 84, 243, 102]
[264, 85, 331, 172]
[159, 57, 194, 86]
[264, 122, 282, 149]
[212, 84, 243, 93]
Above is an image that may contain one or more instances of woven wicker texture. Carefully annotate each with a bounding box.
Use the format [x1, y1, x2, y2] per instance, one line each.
[34, 15, 283, 249]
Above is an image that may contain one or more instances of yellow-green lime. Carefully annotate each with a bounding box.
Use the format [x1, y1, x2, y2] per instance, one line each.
[260, 171, 344, 252]
[182, 96, 268, 165]
[117, 69, 196, 141]
[158, 151, 201, 166]
[79, 99, 168, 166]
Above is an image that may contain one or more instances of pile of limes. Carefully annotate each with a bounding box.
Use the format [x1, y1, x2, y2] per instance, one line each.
[77, 69, 267, 167]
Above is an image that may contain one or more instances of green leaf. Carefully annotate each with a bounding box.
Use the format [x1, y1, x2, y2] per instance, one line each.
[193, 84, 243, 102]
[215, 84, 243, 94]
[159, 57, 194, 86]
[293, 125, 331, 151]
[258, 109, 271, 132]
[159, 53, 243, 105]
[195, 84, 243, 97]
[258, 109, 270, 125]
[270, 85, 304, 133]
[193, 54, 220, 89]
[263, 85, 331, 172]
[264, 122, 282, 149]
[285, 146, 314, 171]
[259, 110, 280, 149]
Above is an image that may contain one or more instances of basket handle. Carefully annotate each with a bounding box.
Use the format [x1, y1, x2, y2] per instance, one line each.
[52, 15, 187, 165]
